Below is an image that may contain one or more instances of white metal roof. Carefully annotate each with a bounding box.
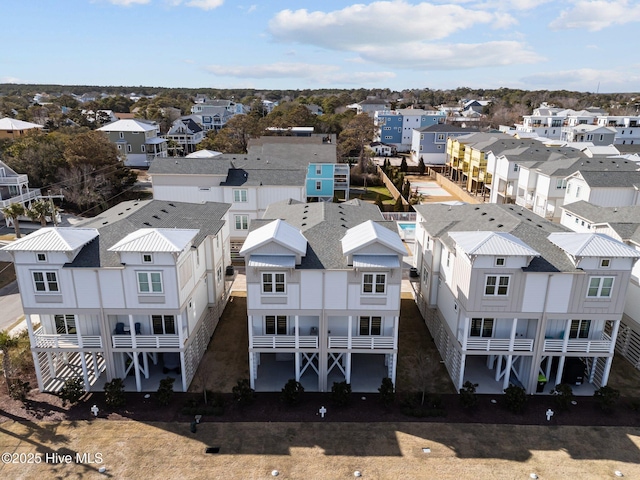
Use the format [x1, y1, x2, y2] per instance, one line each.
[352, 255, 400, 269]
[1, 228, 98, 252]
[341, 220, 406, 256]
[449, 231, 539, 257]
[185, 149, 223, 158]
[247, 255, 296, 268]
[108, 228, 198, 252]
[239, 219, 307, 256]
[97, 119, 157, 132]
[547, 232, 640, 258]
[0, 117, 43, 131]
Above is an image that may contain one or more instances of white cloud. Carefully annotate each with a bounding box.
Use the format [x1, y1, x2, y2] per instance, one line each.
[0, 76, 21, 83]
[106, 0, 150, 5]
[549, 0, 640, 31]
[268, 1, 515, 50]
[247, 4, 256, 13]
[167, 0, 223, 10]
[204, 62, 395, 85]
[521, 68, 640, 91]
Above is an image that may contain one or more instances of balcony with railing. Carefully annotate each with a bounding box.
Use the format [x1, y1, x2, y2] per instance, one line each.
[465, 337, 534, 352]
[112, 334, 180, 348]
[328, 336, 395, 349]
[251, 335, 319, 348]
[543, 333, 612, 354]
[0, 174, 28, 186]
[34, 327, 103, 349]
[0, 188, 41, 209]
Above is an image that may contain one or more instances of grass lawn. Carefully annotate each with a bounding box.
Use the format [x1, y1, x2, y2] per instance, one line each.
[2, 420, 639, 479]
[351, 185, 395, 205]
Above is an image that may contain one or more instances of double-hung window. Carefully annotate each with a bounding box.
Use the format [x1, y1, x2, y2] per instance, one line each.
[587, 276, 614, 298]
[569, 319, 591, 339]
[233, 189, 247, 202]
[359, 316, 382, 335]
[265, 315, 287, 335]
[137, 272, 163, 293]
[485, 275, 509, 296]
[262, 272, 286, 294]
[33, 271, 59, 293]
[470, 318, 494, 337]
[152, 315, 175, 334]
[362, 273, 386, 294]
[235, 215, 249, 230]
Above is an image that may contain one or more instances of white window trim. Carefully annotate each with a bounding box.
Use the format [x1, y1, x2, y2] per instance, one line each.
[362, 272, 387, 295]
[142, 253, 153, 264]
[54, 314, 76, 334]
[234, 214, 249, 230]
[495, 257, 505, 267]
[265, 315, 288, 335]
[587, 276, 614, 298]
[484, 275, 510, 296]
[137, 271, 163, 294]
[569, 319, 591, 339]
[233, 189, 248, 203]
[359, 316, 382, 336]
[261, 272, 286, 295]
[36, 253, 47, 263]
[32, 271, 59, 293]
[470, 318, 494, 338]
[600, 258, 611, 268]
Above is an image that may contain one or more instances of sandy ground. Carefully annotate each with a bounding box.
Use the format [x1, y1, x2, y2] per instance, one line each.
[1, 420, 639, 480]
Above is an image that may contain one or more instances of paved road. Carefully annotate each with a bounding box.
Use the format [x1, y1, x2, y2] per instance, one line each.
[0, 280, 23, 332]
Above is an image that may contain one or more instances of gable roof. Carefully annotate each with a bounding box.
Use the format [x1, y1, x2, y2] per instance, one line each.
[108, 228, 199, 253]
[0, 117, 43, 131]
[571, 170, 640, 188]
[97, 119, 157, 132]
[448, 231, 539, 257]
[547, 232, 640, 258]
[239, 218, 307, 257]
[2, 228, 99, 252]
[341, 220, 406, 256]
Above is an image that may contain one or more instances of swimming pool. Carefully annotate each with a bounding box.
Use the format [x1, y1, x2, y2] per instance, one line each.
[397, 222, 416, 240]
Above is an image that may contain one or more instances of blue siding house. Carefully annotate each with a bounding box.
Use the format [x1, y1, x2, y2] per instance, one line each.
[375, 109, 447, 152]
[411, 124, 477, 165]
[306, 164, 350, 201]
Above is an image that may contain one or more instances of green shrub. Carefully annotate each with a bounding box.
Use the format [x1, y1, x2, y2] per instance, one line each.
[503, 385, 527, 414]
[459, 381, 479, 410]
[331, 381, 352, 407]
[8, 378, 30, 402]
[594, 386, 620, 413]
[232, 378, 256, 407]
[378, 377, 396, 409]
[155, 377, 175, 406]
[550, 383, 574, 412]
[104, 378, 126, 408]
[281, 379, 305, 406]
[59, 377, 85, 406]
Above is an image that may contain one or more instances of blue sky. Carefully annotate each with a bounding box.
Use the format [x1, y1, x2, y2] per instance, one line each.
[2, 0, 640, 93]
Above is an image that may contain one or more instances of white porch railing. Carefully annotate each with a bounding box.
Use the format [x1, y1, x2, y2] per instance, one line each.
[465, 338, 534, 352]
[34, 328, 103, 349]
[112, 335, 180, 348]
[543, 333, 612, 353]
[251, 335, 318, 348]
[0, 189, 42, 209]
[328, 336, 395, 349]
[0, 174, 28, 186]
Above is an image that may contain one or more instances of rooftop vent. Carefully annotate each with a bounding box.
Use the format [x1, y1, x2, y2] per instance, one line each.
[143, 222, 151, 226]
[152, 215, 160, 219]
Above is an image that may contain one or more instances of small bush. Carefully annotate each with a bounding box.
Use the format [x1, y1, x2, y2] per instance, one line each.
[503, 385, 527, 414]
[8, 378, 30, 402]
[400, 392, 446, 418]
[104, 378, 126, 408]
[232, 378, 256, 407]
[378, 377, 396, 409]
[155, 377, 175, 406]
[281, 379, 305, 406]
[459, 381, 479, 410]
[551, 383, 574, 412]
[331, 381, 352, 407]
[629, 399, 640, 412]
[59, 377, 85, 406]
[594, 386, 620, 413]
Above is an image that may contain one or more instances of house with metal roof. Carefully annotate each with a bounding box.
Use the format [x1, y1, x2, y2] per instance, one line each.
[1, 199, 232, 393]
[412, 203, 640, 395]
[97, 119, 168, 168]
[239, 199, 406, 392]
[148, 139, 340, 256]
[0, 117, 43, 140]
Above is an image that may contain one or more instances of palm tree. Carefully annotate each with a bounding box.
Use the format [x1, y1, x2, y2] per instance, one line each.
[26, 200, 54, 227]
[1, 203, 26, 238]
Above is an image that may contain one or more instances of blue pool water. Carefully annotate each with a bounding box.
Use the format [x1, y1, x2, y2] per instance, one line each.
[398, 222, 416, 231]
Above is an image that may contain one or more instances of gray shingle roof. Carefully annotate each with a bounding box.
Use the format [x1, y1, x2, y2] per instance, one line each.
[69, 200, 230, 268]
[576, 170, 640, 188]
[252, 199, 395, 269]
[414, 203, 575, 272]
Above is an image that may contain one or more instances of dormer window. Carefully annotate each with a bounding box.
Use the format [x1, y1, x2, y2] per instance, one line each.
[36, 253, 47, 263]
[142, 253, 153, 264]
[495, 257, 505, 267]
[600, 258, 611, 268]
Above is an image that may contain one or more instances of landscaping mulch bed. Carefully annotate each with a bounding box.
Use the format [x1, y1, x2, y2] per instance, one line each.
[2, 388, 640, 428]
